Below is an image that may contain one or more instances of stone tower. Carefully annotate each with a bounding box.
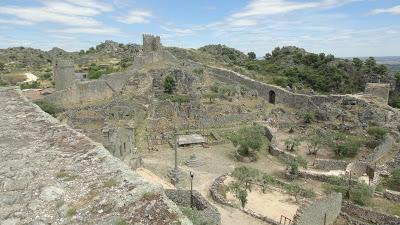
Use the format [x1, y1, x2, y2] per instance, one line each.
[53, 59, 75, 91]
[143, 34, 161, 52]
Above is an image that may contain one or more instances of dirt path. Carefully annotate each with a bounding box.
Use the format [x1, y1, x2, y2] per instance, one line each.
[23, 72, 38, 83]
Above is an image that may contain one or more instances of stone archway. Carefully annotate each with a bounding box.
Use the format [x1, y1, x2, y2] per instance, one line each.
[269, 90, 276, 104]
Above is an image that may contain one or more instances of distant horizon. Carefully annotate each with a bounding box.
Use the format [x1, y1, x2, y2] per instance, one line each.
[3, 41, 400, 60]
[0, 0, 399, 58]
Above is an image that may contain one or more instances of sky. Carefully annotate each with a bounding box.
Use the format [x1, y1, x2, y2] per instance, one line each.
[0, 0, 399, 57]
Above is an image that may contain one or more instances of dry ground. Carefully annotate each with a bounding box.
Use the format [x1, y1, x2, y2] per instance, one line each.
[140, 143, 287, 225]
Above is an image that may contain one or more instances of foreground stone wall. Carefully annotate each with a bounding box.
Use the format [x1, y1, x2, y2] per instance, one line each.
[165, 189, 221, 225]
[0, 87, 191, 225]
[292, 192, 342, 225]
[342, 201, 400, 225]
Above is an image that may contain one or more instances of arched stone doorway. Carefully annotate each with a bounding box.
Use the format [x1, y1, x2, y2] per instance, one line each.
[269, 90, 276, 104]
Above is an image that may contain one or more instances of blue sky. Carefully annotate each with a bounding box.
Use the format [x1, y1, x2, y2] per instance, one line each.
[0, 0, 399, 57]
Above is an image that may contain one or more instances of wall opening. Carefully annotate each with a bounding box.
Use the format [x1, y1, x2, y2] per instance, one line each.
[119, 145, 122, 156]
[269, 90, 276, 104]
[123, 142, 126, 151]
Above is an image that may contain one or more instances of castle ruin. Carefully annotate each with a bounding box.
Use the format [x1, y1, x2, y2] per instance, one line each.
[53, 59, 75, 91]
[143, 34, 162, 52]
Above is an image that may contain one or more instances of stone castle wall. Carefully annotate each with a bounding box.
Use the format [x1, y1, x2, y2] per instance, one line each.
[292, 192, 342, 225]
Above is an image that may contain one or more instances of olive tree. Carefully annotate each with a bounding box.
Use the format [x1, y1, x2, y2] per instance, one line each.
[230, 125, 265, 157]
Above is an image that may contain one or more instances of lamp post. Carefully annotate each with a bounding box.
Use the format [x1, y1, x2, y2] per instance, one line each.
[190, 171, 194, 209]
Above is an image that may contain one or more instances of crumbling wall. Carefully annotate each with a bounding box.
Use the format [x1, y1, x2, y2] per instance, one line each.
[364, 83, 390, 103]
[341, 201, 400, 225]
[292, 193, 342, 225]
[314, 159, 348, 171]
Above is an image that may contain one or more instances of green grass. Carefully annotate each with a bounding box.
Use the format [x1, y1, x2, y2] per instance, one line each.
[367, 197, 400, 216]
[103, 179, 118, 188]
[116, 219, 128, 225]
[66, 207, 77, 217]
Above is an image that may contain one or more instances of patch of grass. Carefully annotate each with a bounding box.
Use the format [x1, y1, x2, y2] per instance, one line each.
[103, 179, 118, 188]
[115, 219, 128, 225]
[55, 200, 65, 208]
[55, 171, 79, 181]
[35, 100, 60, 116]
[66, 207, 77, 217]
[141, 192, 159, 201]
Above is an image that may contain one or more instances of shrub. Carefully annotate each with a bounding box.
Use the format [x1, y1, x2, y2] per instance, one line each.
[351, 184, 372, 205]
[367, 126, 387, 141]
[325, 132, 364, 158]
[300, 110, 315, 123]
[163, 75, 176, 94]
[20, 81, 40, 89]
[230, 125, 265, 157]
[34, 100, 60, 116]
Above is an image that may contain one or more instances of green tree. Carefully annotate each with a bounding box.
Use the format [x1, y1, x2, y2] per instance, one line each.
[373, 64, 387, 75]
[0, 62, 5, 71]
[247, 52, 256, 60]
[389, 169, 400, 190]
[279, 155, 308, 175]
[264, 53, 272, 60]
[228, 182, 248, 208]
[259, 173, 276, 193]
[352, 58, 363, 71]
[307, 135, 325, 155]
[395, 72, 400, 89]
[230, 125, 265, 157]
[365, 57, 376, 72]
[232, 166, 259, 190]
[163, 75, 176, 94]
[284, 137, 301, 152]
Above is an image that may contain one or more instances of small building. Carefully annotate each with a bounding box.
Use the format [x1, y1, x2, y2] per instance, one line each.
[177, 134, 206, 147]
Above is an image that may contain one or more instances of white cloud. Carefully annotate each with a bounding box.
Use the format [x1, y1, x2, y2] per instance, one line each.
[117, 10, 153, 24]
[370, 5, 400, 15]
[0, 19, 34, 26]
[63, 0, 113, 12]
[48, 27, 121, 35]
[232, 0, 359, 18]
[0, 0, 112, 27]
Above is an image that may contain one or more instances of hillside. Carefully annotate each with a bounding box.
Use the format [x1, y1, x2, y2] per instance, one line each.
[1, 42, 400, 107]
